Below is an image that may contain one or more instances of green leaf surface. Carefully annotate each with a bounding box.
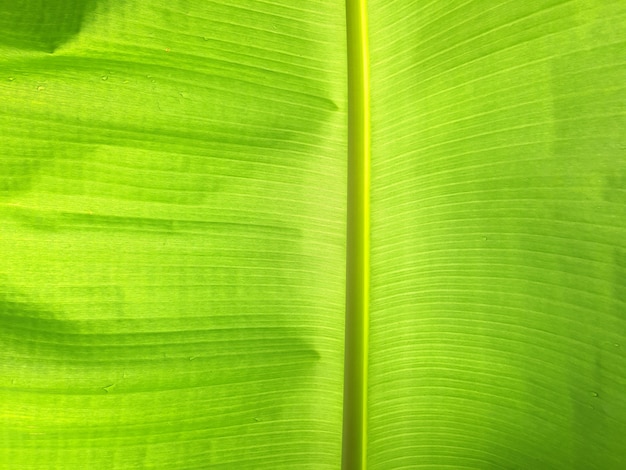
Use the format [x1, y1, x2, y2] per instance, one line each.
[368, 1, 626, 468]
[1, 1, 625, 469]
[1, 1, 347, 468]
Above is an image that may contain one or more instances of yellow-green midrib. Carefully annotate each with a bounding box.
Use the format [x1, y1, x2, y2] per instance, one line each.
[342, 0, 371, 469]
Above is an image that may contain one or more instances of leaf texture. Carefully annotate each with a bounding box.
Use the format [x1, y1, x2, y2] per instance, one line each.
[1, 1, 626, 469]
[0, 1, 348, 468]
[368, 1, 626, 468]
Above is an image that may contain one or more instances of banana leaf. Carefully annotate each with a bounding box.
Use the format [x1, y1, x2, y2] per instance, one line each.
[1, 1, 625, 469]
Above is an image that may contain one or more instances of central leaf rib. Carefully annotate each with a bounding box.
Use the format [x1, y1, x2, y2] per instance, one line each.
[342, 0, 371, 469]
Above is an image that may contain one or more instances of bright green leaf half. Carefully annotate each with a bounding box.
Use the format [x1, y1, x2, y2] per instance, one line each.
[369, 1, 626, 468]
[1, 1, 347, 468]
